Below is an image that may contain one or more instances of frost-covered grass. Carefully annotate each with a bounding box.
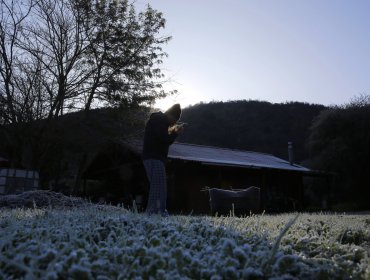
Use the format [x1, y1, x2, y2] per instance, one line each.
[0, 206, 369, 279]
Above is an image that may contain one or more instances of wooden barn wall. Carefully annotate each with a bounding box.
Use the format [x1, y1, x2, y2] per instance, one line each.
[166, 160, 304, 214]
[84, 151, 305, 213]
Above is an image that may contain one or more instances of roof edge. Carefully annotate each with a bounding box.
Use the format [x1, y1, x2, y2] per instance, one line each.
[173, 141, 275, 157]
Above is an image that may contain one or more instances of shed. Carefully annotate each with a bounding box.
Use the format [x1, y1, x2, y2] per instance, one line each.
[84, 141, 318, 214]
[0, 168, 39, 195]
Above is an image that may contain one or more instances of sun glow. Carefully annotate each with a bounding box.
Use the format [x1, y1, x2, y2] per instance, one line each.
[154, 84, 203, 111]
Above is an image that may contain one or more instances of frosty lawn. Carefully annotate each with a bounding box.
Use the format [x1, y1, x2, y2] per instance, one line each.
[0, 206, 369, 279]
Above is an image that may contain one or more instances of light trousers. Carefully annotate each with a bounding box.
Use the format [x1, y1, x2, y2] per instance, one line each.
[143, 159, 168, 216]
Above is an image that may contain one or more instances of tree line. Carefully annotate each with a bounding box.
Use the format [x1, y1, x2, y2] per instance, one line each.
[305, 95, 370, 210]
[178, 100, 327, 162]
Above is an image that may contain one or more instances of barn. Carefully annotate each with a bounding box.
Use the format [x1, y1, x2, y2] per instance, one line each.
[164, 143, 310, 214]
[83, 140, 320, 214]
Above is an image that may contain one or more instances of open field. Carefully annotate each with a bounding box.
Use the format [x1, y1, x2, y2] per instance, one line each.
[0, 205, 369, 279]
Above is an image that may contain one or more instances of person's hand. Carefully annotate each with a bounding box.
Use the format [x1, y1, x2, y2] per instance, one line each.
[169, 124, 184, 134]
[175, 124, 184, 134]
[168, 125, 175, 134]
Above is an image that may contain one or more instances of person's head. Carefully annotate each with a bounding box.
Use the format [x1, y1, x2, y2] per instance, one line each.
[164, 104, 181, 125]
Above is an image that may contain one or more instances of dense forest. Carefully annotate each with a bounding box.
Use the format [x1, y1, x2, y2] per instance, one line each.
[178, 100, 327, 163]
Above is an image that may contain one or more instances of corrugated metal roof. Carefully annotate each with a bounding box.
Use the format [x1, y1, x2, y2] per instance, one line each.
[126, 140, 310, 173]
[168, 143, 310, 173]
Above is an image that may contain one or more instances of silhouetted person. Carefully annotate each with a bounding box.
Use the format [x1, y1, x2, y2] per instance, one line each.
[142, 104, 184, 216]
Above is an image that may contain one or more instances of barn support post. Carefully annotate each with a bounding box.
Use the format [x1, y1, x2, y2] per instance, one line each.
[217, 167, 223, 186]
[299, 174, 305, 211]
[166, 161, 176, 211]
[326, 174, 333, 211]
[260, 171, 267, 212]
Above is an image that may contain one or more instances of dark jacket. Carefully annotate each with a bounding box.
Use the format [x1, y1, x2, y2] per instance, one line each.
[142, 112, 178, 163]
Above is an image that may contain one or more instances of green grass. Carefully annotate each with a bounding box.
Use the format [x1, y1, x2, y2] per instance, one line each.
[0, 206, 369, 279]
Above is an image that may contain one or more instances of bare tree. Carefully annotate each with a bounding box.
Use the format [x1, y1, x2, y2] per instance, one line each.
[18, 0, 89, 119]
[12, 55, 49, 122]
[0, 0, 34, 124]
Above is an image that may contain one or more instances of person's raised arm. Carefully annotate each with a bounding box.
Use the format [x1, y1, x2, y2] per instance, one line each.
[152, 119, 178, 144]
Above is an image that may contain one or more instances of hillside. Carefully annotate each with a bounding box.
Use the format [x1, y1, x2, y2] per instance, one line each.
[178, 100, 327, 163]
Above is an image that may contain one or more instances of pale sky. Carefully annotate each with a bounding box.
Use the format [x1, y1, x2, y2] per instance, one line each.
[137, 0, 370, 110]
